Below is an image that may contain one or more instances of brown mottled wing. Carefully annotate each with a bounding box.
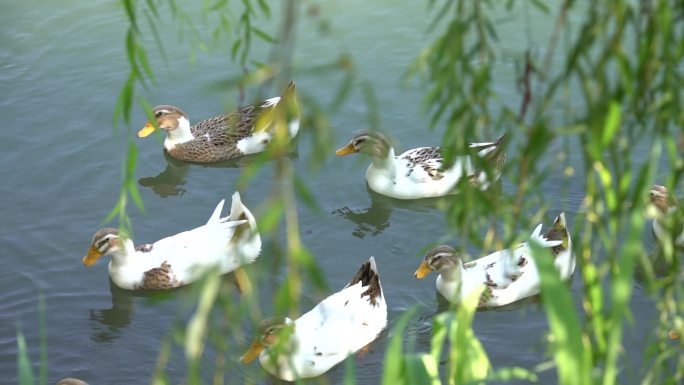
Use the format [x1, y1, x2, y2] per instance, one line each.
[170, 104, 264, 162]
[346, 260, 382, 306]
[544, 224, 568, 258]
[400, 147, 445, 181]
[135, 261, 181, 290]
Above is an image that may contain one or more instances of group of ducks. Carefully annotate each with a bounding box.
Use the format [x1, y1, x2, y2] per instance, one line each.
[82, 82, 681, 381]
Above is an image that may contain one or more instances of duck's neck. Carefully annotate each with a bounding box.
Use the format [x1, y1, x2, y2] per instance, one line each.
[370, 146, 396, 170]
[437, 264, 465, 300]
[439, 264, 464, 283]
[164, 116, 195, 150]
[109, 239, 137, 268]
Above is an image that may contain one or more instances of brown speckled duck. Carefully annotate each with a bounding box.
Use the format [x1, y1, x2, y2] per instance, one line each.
[414, 213, 574, 307]
[83, 192, 260, 290]
[138, 82, 300, 163]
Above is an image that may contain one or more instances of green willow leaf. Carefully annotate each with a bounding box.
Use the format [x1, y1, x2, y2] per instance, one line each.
[529, 242, 589, 385]
[16, 326, 35, 385]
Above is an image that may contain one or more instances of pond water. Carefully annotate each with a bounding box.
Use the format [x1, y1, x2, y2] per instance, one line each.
[0, 1, 668, 384]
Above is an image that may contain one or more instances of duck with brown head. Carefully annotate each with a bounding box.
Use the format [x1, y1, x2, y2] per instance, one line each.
[138, 82, 300, 163]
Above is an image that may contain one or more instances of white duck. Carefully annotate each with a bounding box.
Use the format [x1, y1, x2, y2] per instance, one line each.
[648, 184, 684, 248]
[83, 192, 261, 290]
[335, 130, 505, 199]
[414, 213, 574, 307]
[240, 257, 387, 381]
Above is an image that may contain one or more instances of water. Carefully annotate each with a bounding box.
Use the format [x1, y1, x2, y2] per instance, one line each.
[0, 1, 666, 384]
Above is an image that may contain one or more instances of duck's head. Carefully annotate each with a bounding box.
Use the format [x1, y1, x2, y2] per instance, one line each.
[240, 317, 295, 364]
[335, 130, 392, 159]
[137, 105, 190, 138]
[82, 228, 124, 266]
[649, 184, 674, 214]
[414, 245, 462, 278]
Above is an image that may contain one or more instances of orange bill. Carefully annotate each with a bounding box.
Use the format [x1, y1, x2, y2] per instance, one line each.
[82, 245, 103, 266]
[240, 339, 265, 364]
[137, 122, 156, 138]
[414, 261, 433, 279]
[335, 143, 357, 156]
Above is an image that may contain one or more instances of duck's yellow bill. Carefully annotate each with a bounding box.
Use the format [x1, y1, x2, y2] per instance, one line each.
[137, 122, 156, 138]
[414, 261, 432, 279]
[240, 340, 264, 364]
[82, 246, 103, 267]
[335, 144, 357, 156]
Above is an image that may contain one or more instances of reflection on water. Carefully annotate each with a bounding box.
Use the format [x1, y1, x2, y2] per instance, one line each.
[138, 147, 299, 198]
[138, 152, 190, 197]
[87, 280, 181, 343]
[332, 190, 392, 238]
[332, 186, 444, 238]
[88, 281, 135, 343]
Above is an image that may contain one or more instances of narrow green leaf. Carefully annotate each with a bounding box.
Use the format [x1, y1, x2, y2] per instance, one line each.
[343, 355, 356, 385]
[256, 0, 270, 16]
[16, 325, 35, 385]
[252, 27, 275, 43]
[122, 0, 137, 31]
[529, 242, 589, 385]
[144, 0, 158, 18]
[529, 0, 550, 14]
[293, 174, 320, 212]
[136, 43, 156, 83]
[257, 199, 284, 234]
[231, 39, 241, 59]
[448, 285, 491, 384]
[382, 308, 417, 385]
[113, 73, 135, 125]
[329, 73, 354, 112]
[185, 273, 221, 361]
[294, 247, 328, 291]
[602, 101, 621, 146]
[404, 354, 439, 385]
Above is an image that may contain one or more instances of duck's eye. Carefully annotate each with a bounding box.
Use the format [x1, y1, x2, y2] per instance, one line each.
[265, 328, 274, 335]
[155, 111, 163, 118]
[353, 138, 365, 147]
[649, 192, 655, 198]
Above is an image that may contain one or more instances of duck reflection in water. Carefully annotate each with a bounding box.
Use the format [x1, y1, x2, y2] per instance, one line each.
[138, 143, 299, 198]
[333, 185, 444, 239]
[88, 280, 135, 343]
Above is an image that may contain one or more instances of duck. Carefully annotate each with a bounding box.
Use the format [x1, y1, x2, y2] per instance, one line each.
[335, 130, 505, 199]
[414, 213, 574, 307]
[137, 82, 300, 163]
[648, 184, 684, 248]
[82, 192, 261, 290]
[240, 257, 387, 381]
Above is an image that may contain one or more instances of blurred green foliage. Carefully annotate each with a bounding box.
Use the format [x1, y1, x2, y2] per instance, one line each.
[18, 0, 681, 384]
